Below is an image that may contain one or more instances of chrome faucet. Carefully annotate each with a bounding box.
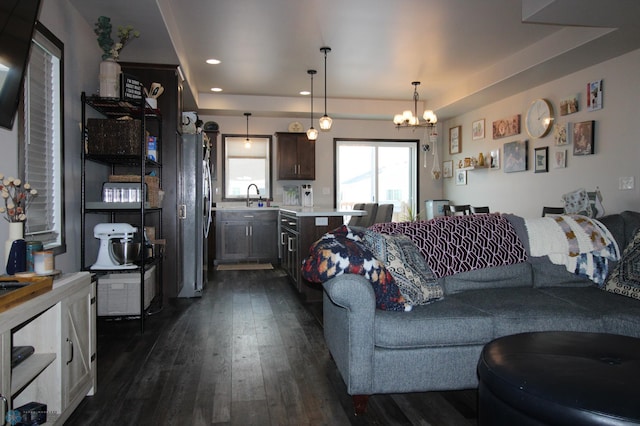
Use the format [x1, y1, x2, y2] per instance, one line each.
[246, 183, 260, 207]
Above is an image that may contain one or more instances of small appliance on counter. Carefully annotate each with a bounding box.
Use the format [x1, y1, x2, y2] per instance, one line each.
[301, 184, 314, 207]
[91, 223, 139, 270]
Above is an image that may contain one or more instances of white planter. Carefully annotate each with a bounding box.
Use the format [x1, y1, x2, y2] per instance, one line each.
[99, 58, 121, 98]
[5, 221, 23, 267]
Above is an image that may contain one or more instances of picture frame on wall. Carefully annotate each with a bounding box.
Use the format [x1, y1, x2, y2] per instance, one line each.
[587, 80, 603, 111]
[443, 160, 453, 178]
[554, 149, 567, 168]
[560, 94, 579, 116]
[534, 147, 548, 173]
[449, 126, 461, 154]
[503, 140, 528, 173]
[472, 119, 485, 140]
[553, 122, 570, 146]
[455, 169, 467, 185]
[492, 114, 521, 139]
[573, 120, 595, 155]
[490, 149, 500, 170]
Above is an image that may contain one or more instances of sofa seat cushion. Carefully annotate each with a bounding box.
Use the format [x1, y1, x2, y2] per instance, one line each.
[453, 288, 604, 338]
[540, 287, 640, 337]
[374, 298, 493, 348]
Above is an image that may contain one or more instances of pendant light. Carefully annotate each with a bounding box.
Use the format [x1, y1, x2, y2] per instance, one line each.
[244, 112, 252, 148]
[319, 47, 332, 131]
[306, 70, 318, 141]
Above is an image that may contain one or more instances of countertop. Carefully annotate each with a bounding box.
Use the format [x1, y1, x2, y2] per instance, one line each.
[212, 205, 365, 217]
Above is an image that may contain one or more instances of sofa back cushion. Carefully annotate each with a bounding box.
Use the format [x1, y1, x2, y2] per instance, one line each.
[443, 263, 533, 294]
[369, 213, 528, 278]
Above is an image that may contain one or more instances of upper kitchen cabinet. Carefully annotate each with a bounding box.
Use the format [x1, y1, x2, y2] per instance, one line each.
[276, 132, 315, 180]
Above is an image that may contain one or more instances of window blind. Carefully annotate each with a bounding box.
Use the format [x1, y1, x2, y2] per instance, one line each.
[23, 34, 60, 247]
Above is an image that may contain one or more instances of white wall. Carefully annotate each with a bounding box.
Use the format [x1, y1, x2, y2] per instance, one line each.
[441, 48, 640, 218]
[198, 115, 443, 210]
[0, 0, 99, 273]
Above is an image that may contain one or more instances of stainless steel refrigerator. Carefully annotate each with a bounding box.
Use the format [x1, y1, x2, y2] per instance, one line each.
[177, 132, 213, 297]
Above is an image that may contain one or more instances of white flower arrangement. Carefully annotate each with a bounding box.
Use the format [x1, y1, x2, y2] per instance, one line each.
[0, 174, 38, 222]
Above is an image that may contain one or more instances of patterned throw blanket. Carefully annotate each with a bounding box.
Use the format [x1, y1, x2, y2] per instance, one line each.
[369, 214, 528, 278]
[525, 215, 620, 286]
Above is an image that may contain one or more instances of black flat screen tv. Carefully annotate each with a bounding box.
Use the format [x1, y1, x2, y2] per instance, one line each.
[0, 0, 42, 130]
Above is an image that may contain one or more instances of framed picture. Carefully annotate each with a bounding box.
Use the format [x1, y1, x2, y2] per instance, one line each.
[534, 147, 548, 173]
[443, 160, 453, 178]
[472, 119, 485, 140]
[554, 149, 567, 168]
[553, 122, 570, 146]
[492, 114, 521, 139]
[503, 140, 528, 173]
[490, 149, 500, 170]
[449, 126, 461, 154]
[587, 79, 603, 111]
[560, 94, 579, 116]
[455, 169, 467, 185]
[573, 120, 595, 155]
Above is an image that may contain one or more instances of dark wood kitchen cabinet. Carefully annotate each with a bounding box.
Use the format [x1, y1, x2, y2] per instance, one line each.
[120, 63, 183, 300]
[216, 210, 279, 262]
[279, 210, 343, 302]
[276, 132, 315, 180]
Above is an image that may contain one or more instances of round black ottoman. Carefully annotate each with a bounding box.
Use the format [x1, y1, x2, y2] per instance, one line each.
[477, 331, 640, 426]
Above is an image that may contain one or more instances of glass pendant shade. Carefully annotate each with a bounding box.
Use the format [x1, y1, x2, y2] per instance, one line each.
[307, 127, 318, 140]
[319, 115, 332, 130]
[307, 69, 318, 140]
[319, 46, 332, 131]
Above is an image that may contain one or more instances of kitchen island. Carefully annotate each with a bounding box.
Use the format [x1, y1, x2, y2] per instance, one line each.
[213, 205, 365, 301]
[278, 207, 365, 301]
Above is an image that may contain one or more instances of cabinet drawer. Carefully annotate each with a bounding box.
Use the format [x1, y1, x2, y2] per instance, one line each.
[218, 211, 276, 222]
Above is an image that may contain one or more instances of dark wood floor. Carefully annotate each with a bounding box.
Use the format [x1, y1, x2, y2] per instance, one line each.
[65, 268, 478, 426]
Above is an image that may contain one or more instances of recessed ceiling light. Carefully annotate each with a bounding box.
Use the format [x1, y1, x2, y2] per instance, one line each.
[211, 87, 223, 92]
[300, 90, 310, 96]
[206, 58, 221, 65]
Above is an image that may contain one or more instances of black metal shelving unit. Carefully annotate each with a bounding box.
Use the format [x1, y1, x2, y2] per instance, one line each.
[80, 91, 163, 333]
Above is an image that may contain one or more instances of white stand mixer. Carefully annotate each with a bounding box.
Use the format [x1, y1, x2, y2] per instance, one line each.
[91, 223, 138, 270]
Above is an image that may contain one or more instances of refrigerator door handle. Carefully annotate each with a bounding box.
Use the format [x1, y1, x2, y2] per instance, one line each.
[203, 159, 213, 238]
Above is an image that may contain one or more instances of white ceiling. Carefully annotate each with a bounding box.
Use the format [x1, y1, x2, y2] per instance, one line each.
[69, 0, 640, 121]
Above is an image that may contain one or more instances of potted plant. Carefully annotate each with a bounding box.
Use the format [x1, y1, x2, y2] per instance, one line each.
[94, 16, 140, 98]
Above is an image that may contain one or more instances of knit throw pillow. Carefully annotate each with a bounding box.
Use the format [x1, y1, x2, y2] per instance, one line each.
[604, 229, 640, 300]
[363, 230, 443, 306]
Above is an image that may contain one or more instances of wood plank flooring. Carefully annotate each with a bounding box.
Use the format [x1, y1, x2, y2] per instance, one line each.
[65, 268, 478, 425]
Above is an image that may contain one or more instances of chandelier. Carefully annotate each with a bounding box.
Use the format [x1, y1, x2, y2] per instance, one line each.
[393, 81, 438, 129]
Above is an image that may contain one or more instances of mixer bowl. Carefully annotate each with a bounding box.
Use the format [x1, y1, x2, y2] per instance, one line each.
[110, 241, 141, 265]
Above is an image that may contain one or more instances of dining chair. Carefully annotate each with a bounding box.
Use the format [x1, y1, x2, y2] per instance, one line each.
[446, 204, 471, 216]
[541, 206, 564, 217]
[349, 203, 378, 227]
[373, 204, 394, 224]
[471, 206, 490, 214]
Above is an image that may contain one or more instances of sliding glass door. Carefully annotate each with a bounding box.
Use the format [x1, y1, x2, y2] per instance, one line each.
[335, 139, 418, 222]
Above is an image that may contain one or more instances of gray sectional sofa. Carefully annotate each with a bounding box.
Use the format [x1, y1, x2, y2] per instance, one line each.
[321, 211, 640, 414]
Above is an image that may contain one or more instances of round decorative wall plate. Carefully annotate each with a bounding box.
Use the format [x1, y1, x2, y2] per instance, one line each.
[288, 121, 304, 132]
